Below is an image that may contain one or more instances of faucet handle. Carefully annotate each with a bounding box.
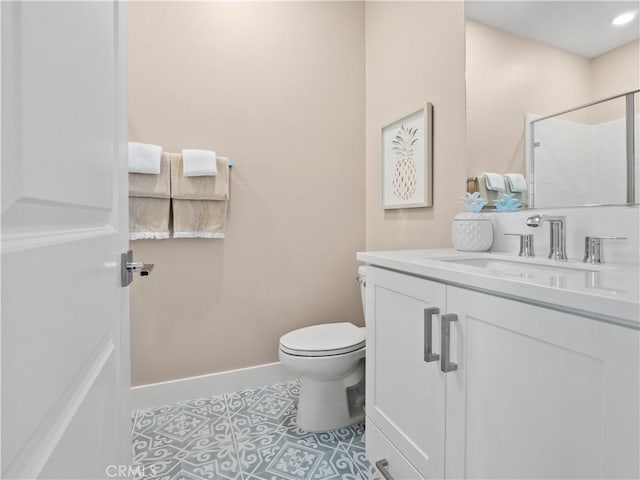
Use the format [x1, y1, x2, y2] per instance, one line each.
[583, 236, 627, 264]
[504, 233, 535, 257]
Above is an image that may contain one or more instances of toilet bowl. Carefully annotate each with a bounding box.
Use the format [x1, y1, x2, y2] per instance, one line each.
[279, 266, 367, 432]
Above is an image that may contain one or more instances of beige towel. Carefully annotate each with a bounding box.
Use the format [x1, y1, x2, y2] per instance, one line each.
[170, 152, 230, 238]
[170, 153, 229, 200]
[129, 197, 170, 240]
[128, 152, 171, 240]
[129, 153, 171, 199]
[172, 199, 227, 238]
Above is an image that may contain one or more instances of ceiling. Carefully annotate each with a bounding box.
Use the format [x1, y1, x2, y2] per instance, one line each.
[465, 1, 640, 58]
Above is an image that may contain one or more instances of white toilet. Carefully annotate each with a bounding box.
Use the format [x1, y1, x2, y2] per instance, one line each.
[279, 266, 367, 432]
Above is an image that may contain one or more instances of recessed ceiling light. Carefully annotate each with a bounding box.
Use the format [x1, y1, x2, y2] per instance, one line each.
[612, 11, 636, 26]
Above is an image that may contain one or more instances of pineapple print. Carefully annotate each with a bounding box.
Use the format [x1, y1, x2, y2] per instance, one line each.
[391, 125, 418, 201]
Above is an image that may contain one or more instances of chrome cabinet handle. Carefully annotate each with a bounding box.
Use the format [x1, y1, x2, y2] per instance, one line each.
[441, 313, 458, 373]
[375, 459, 394, 480]
[424, 307, 440, 363]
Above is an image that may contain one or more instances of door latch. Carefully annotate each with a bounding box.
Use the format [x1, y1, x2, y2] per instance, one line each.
[121, 250, 154, 287]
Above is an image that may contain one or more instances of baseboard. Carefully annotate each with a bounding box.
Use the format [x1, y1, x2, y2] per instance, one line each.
[131, 362, 298, 411]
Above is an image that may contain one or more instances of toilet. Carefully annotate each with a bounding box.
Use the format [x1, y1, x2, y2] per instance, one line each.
[279, 266, 367, 432]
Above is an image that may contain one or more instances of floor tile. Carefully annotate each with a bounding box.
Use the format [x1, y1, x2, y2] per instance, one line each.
[181, 443, 242, 480]
[182, 395, 228, 418]
[281, 425, 341, 449]
[236, 430, 364, 480]
[226, 381, 301, 437]
[131, 411, 140, 434]
[132, 402, 234, 476]
[131, 379, 378, 480]
[134, 404, 183, 437]
[342, 444, 381, 480]
[137, 457, 182, 480]
[156, 411, 211, 443]
[331, 422, 366, 450]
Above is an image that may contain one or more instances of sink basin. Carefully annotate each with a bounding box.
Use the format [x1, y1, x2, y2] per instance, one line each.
[432, 255, 607, 290]
[441, 257, 597, 274]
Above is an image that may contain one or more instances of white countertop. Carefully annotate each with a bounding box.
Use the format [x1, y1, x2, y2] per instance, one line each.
[357, 249, 640, 329]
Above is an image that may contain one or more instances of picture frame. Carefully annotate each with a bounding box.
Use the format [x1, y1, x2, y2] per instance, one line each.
[381, 103, 433, 209]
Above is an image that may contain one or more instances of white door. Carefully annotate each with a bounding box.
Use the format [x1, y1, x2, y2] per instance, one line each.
[366, 267, 447, 479]
[445, 286, 640, 479]
[1, 2, 130, 478]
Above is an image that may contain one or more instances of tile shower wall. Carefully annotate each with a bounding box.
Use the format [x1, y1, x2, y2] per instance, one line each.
[131, 380, 379, 480]
[531, 115, 639, 207]
[530, 116, 593, 207]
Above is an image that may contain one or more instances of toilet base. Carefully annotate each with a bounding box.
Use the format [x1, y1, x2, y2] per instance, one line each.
[296, 359, 365, 432]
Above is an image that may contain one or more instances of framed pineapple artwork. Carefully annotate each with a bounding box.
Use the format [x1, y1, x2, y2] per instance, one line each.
[381, 103, 433, 209]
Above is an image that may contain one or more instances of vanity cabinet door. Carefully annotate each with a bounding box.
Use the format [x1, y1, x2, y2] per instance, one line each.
[445, 286, 640, 480]
[366, 267, 447, 480]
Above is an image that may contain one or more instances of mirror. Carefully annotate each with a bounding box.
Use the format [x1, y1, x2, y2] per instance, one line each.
[465, 1, 640, 208]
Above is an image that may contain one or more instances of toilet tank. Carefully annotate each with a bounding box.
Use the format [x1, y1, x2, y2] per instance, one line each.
[357, 266, 367, 324]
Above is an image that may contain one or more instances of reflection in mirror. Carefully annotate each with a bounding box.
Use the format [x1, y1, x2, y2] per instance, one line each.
[465, 1, 640, 208]
[529, 91, 639, 208]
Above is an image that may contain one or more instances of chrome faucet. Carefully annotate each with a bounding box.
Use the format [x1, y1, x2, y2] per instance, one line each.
[525, 214, 567, 261]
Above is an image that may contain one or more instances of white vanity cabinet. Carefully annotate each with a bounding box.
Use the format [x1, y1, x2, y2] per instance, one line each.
[365, 267, 446, 480]
[445, 286, 640, 480]
[365, 266, 640, 480]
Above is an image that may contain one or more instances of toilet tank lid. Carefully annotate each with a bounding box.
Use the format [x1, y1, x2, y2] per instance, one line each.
[279, 322, 365, 354]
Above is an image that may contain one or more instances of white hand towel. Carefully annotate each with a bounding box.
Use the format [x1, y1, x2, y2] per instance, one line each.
[482, 172, 506, 192]
[128, 142, 162, 174]
[182, 149, 217, 177]
[504, 173, 527, 193]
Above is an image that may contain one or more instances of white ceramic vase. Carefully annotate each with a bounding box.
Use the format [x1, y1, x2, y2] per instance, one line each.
[451, 213, 494, 252]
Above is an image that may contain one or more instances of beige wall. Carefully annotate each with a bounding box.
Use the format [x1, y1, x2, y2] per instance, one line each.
[128, 2, 365, 386]
[466, 20, 592, 178]
[365, 2, 467, 251]
[592, 40, 640, 99]
[591, 40, 640, 123]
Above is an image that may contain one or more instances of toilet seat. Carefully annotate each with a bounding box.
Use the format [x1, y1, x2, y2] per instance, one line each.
[279, 322, 365, 357]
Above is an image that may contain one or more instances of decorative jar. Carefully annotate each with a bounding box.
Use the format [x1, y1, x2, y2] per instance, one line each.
[451, 213, 494, 252]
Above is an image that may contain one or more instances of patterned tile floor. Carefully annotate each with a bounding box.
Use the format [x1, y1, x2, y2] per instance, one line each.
[131, 379, 381, 480]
